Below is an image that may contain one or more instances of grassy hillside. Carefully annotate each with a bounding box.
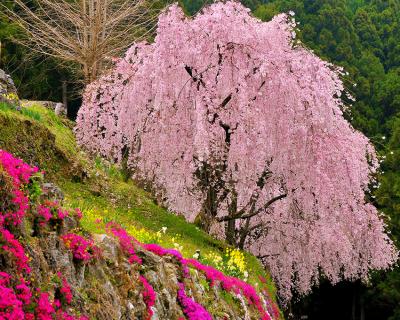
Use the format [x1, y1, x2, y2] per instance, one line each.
[0, 101, 281, 309]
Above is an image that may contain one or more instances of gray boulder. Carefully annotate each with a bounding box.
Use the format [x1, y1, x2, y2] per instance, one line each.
[0, 68, 18, 95]
[0, 68, 19, 105]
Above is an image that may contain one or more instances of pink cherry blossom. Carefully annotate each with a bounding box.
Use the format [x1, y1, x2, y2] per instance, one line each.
[76, 1, 398, 300]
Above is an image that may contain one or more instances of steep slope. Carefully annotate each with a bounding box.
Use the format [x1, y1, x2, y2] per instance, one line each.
[0, 101, 282, 319]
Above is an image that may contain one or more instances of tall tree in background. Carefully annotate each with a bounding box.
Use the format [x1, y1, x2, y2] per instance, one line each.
[6, 0, 168, 83]
[76, 2, 398, 301]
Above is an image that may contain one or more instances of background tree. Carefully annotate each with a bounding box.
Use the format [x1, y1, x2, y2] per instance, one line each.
[5, 0, 169, 83]
[76, 2, 398, 302]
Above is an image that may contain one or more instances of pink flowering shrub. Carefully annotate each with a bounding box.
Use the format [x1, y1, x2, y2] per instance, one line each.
[36, 200, 70, 228]
[0, 150, 38, 226]
[0, 151, 88, 320]
[36, 292, 55, 320]
[139, 276, 156, 320]
[74, 208, 83, 220]
[177, 282, 212, 320]
[0, 228, 31, 273]
[16, 277, 32, 305]
[185, 258, 271, 320]
[0, 272, 26, 319]
[57, 273, 73, 305]
[61, 233, 100, 263]
[106, 223, 142, 264]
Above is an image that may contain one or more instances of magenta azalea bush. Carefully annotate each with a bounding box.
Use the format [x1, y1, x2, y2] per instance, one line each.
[61, 233, 100, 263]
[0, 150, 88, 320]
[139, 276, 156, 320]
[177, 282, 212, 320]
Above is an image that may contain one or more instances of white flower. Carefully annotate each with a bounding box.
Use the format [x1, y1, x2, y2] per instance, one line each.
[390, 151, 394, 155]
[382, 136, 386, 140]
[161, 226, 167, 234]
[193, 252, 199, 259]
[289, 10, 295, 16]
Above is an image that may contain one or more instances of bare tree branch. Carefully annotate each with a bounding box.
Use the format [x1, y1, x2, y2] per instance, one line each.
[4, 0, 169, 83]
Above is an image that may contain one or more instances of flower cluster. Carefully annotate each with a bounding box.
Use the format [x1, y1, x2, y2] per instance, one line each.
[0, 149, 38, 226]
[139, 276, 156, 320]
[0, 151, 89, 320]
[36, 292, 88, 320]
[203, 248, 247, 279]
[74, 208, 83, 220]
[58, 273, 73, 305]
[0, 227, 31, 273]
[177, 282, 212, 320]
[36, 200, 70, 227]
[0, 152, 93, 319]
[1, 92, 19, 105]
[61, 233, 100, 262]
[106, 223, 142, 264]
[185, 258, 272, 320]
[0, 272, 27, 319]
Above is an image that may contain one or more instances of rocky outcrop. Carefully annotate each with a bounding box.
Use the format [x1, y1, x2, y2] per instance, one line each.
[0, 150, 281, 320]
[0, 70, 67, 116]
[0, 68, 18, 96]
[0, 68, 19, 106]
[23, 223, 264, 319]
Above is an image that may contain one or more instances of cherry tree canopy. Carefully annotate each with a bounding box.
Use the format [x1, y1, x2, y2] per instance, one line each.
[76, 1, 398, 300]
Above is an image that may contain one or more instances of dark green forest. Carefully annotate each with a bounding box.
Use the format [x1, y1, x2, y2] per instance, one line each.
[1, 1, 399, 319]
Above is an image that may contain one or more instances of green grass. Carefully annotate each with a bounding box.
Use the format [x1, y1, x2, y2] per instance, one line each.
[0, 101, 42, 121]
[0, 101, 280, 308]
[60, 163, 278, 299]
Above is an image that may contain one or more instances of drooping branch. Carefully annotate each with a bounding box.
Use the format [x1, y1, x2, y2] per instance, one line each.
[76, 2, 398, 301]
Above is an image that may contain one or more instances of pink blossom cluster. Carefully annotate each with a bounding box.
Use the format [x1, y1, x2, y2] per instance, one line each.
[139, 276, 156, 320]
[61, 233, 100, 262]
[0, 151, 89, 320]
[0, 228, 31, 273]
[0, 150, 38, 226]
[35, 292, 88, 320]
[58, 273, 73, 305]
[143, 243, 190, 277]
[0, 272, 28, 319]
[185, 258, 271, 320]
[106, 223, 142, 264]
[259, 276, 280, 319]
[74, 208, 83, 220]
[177, 282, 212, 320]
[36, 200, 70, 227]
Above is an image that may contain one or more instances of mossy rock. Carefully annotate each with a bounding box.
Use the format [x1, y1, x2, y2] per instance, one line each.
[0, 112, 66, 176]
